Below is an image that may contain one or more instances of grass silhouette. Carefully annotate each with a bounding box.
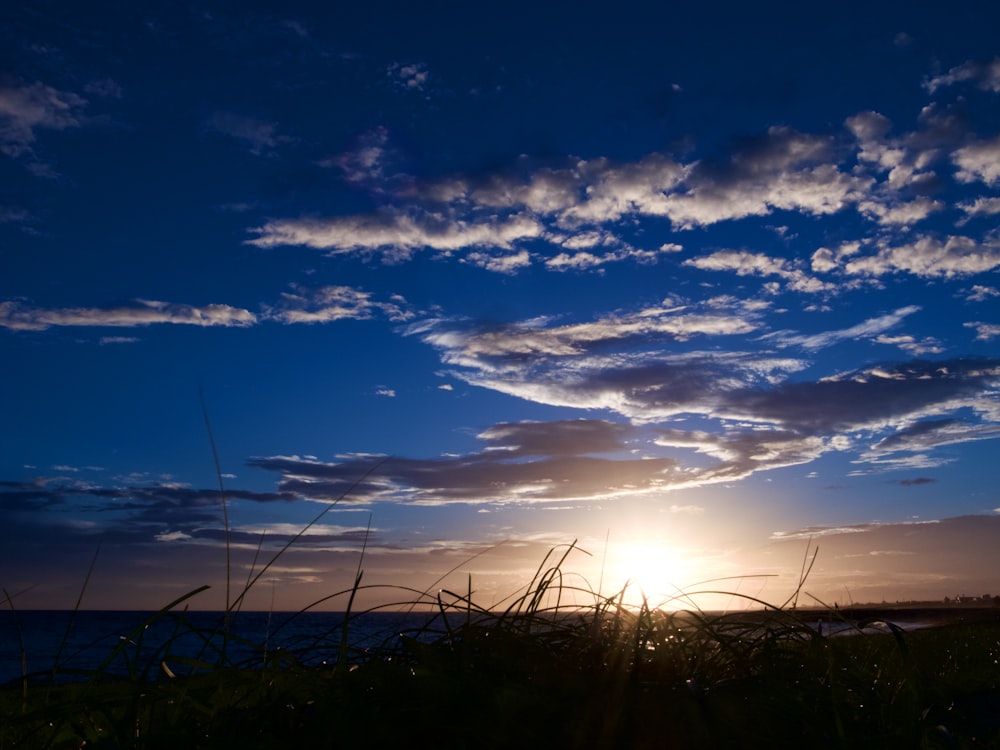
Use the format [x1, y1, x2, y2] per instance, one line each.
[3, 538, 1000, 749]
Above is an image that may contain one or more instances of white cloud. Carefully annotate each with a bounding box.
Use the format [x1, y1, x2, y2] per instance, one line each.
[810, 242, 860, 273]
[463, 250, 532, 274]
[155, 531, 192, 542]
[685, 249, 834, 294]
[873, 334, 944, 356]
[766, 306, 921, 351]
[965, 322, 1000, 341]
[265, 284, 415, 323]
[659, 128, 868, 228]
[858, 196, 943, 225]
[248, 127, 868, 266]
[413, 302, 760, 369]
[0, 299, 257, 331]
[958, 197, 1000, 223]
[844, 235, 1000, 278]
[952, 135, 1000, 185]
[924, 57, 1000, 93]
[545, 250, 608, 271]
[248, 210, 544, 258]
[1, 287, 417, 333]
[965, 285, 1000, 302]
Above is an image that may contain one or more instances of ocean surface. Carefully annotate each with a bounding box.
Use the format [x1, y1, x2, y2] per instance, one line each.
[0, 609, 439, 686]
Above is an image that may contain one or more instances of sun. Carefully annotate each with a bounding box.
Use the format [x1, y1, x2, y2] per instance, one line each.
[610, 541, 693, 608]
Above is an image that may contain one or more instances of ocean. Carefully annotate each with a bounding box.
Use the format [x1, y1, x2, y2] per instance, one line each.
[0, 609, 439, 686]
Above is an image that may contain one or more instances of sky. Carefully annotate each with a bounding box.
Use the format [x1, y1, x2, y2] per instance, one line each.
[3, 1, 1000, 612]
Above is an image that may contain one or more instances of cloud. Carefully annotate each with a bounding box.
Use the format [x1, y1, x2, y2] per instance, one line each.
[247, 209, 544, 260]
[248, 421, 686, 505]
[654, 127, 870, 228]
[764, 306, 921, 351]
[857, 196, 943, 226]
[412, 299, 999, 477]
[249, 351, 1000, 501]
[684, 249, 834, 294]
[244, 126, 872, 265]
[325, 126, 393, 187]
[240, 92, 1000, 292]
[0, 478, 303, 545]
[478, 419, 636, 457]
[0, 80, 87, 171]
[205, 112, 294, 155]
[965, 285, 1000, 302]
[387, 62, 429, 92]
[0, 206, 31, 225]
[463, 249, 533, 274]
[764, 515, 1000, 603]
[1, 286, 417, 333]
[952, 135, 1000, 185]
[410, 299, 761, 371]
[264, 285, 415, 324]
[0, 299, 257, 331]
[958, 197, 1000, 224]
[719, 359, 999, 436]
[965, 321, 1000, 341]
[873, 334, 944, 356]
[843, 235, 1000, 278]
[869, 418, 972, 453]
[924, 57, 1000, 93]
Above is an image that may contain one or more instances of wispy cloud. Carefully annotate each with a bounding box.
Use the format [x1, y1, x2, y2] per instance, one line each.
[685, 249, 834, 294]
[0, 299, 257, 331]
[264, 285, 416, 324]
[1, 286, 415, 332]
[248, 353, 1000, 500]
[205, 111, 294, 155]
[965, 322, 1000, 341]
[248, 210, 544, 261]
[924, 57, 1000, 94]
[764, 305, 921, 350]
[247, 420, 687, 505]
[0, 80, 88, 174]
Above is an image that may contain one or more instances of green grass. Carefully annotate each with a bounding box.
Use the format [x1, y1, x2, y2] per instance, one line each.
[3, 543, 1000, 749]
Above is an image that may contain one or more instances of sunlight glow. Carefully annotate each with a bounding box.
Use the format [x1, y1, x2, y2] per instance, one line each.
[608, 541, 695, 608]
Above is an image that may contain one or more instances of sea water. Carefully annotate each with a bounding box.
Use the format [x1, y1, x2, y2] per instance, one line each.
[0, 609, 438, 686]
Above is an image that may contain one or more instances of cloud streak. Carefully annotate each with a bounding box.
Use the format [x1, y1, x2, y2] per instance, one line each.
[0, 286, 416, 332]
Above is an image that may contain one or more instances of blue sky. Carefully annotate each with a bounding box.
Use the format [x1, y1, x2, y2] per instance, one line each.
[3, 1, 1000, 611]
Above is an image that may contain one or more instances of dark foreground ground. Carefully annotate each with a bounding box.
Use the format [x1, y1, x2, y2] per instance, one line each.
[3, 605, 1000, 749]
[837, 605, 1000, 628]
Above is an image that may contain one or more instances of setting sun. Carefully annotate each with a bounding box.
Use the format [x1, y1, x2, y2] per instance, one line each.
[606, 541, 695, 608]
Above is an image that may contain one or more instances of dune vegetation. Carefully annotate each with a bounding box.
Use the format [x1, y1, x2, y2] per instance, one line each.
[3, 538, 1000, 749]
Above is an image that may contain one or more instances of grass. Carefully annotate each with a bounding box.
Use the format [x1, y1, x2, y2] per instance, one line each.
[2, 541, 1000, 749]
